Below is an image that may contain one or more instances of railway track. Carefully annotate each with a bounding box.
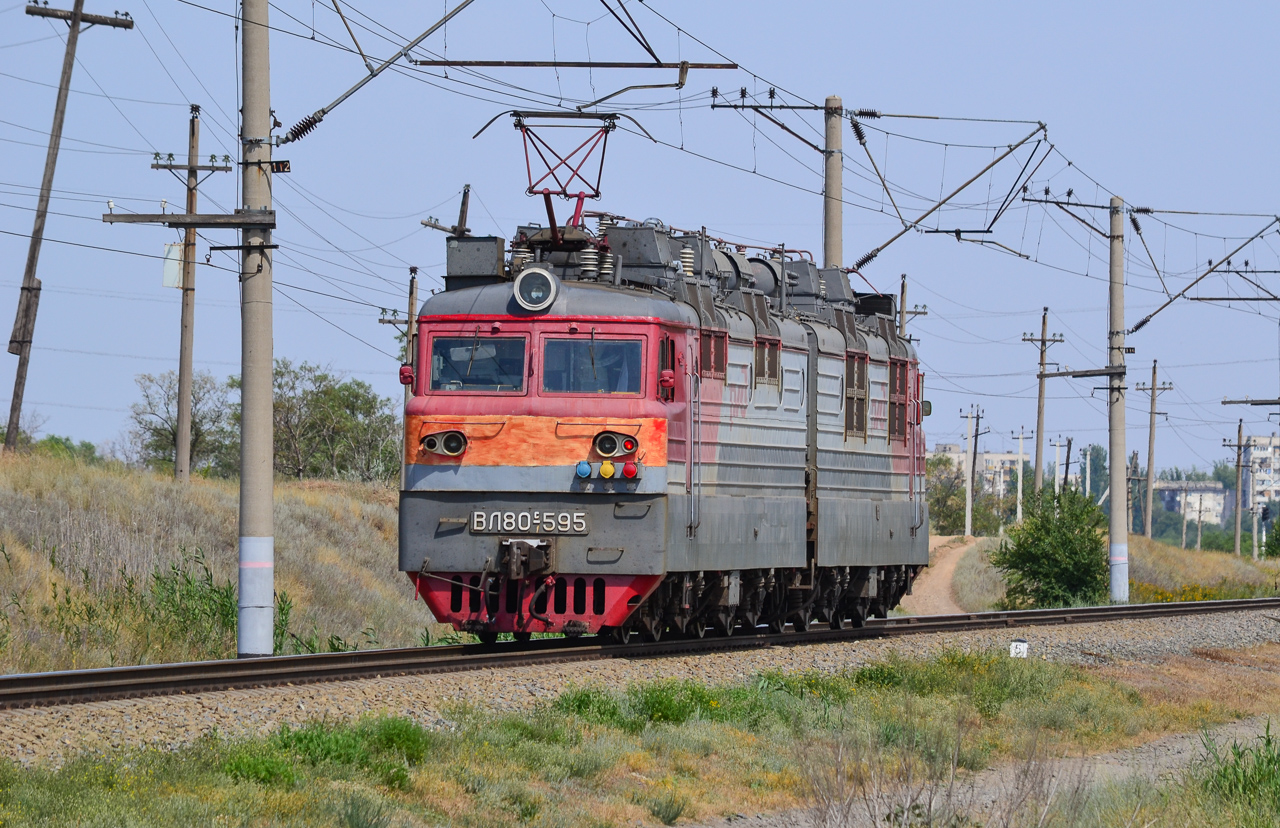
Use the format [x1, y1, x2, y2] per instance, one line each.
[3, 597, 1278, 711]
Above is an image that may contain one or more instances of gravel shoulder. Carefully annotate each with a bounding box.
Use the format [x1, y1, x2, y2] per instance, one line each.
[4, 609, 1280, 768]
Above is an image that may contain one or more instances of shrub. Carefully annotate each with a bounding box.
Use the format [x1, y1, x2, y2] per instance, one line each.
[990, 487, 1108, 608]
[554, 686, 625, 727]
[223, 749, 295, 786]
[627, 680, 717, 726]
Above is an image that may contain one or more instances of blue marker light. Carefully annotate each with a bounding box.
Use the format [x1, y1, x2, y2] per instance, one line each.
[576, 461, 592, 478]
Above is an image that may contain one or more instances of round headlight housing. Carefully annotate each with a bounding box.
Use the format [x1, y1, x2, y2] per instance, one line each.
[440, 431, 468, 456]
[513, 266, 558, 312]
[595, 432, 619, 457]
[423, 430, 468, 457]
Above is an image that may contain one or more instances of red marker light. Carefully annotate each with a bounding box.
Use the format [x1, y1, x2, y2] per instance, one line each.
[621, 437, 637, 453]
[622, 461, 638, 479]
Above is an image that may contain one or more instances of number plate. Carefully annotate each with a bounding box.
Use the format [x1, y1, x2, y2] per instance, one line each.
[470, 510, 589, 535]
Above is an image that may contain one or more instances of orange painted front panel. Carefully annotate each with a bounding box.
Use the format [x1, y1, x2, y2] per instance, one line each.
[405, 415, 669, 467]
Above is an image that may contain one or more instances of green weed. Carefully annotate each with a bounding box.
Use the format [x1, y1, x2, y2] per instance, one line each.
[644, 787, 689, 825]
[1198, 723, 1280, 810]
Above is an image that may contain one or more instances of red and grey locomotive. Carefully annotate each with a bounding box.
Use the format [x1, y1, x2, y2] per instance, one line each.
[398, 209, 930, 643]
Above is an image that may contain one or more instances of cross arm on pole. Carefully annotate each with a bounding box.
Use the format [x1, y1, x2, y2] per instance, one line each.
[1037, 366, 1125, 380]
[102, 210, 276, 229]
[151, 163, 233, 172]
[26, 5, 133, 28]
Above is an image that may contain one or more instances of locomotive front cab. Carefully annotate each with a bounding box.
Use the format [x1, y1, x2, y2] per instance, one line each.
[399, 279, 696, 639]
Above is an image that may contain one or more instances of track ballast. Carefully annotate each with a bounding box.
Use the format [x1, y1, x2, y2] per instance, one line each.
[4, 597, 1278, 710]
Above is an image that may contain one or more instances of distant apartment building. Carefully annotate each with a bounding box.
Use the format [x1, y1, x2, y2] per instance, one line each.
[1152, 479, 1226, 526]
[1244, 434, 1280, 508]
[930, 442, 1064, 496]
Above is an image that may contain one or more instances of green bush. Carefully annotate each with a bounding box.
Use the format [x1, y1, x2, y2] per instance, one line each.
[223, 749, 295, 786]
[627, 680, 717, 726]
[990, 487, 1108, 608]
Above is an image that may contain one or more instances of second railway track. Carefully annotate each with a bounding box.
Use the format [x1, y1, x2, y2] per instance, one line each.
[4, 597, 1278, 711]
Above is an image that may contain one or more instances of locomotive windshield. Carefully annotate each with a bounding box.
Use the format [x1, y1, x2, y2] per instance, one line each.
[542, 338, 642, 395]
[431, 335, 526, 392]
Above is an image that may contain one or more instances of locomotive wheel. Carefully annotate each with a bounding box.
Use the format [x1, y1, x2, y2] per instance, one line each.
[513, 631, 533, 643]
[687, 617, 708, 639]
[714, 612, 736, 637]
[644, 619, 665, 642]
[791, 610, 811, 633]
[829, 613, 849, 631]
[610, 626, 635, 645]
[767, 616, 788, 634]
[477, 631, 499, 645]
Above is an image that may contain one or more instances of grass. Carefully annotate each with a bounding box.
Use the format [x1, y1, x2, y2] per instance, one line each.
[0, 452, 440, 674]
[952, 533, 1280, 612]
[952, 538, 1005, 612]
[0, 648, 1250, 827]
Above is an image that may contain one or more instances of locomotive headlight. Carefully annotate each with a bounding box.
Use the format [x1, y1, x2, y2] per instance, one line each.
[423, 430, 467, 457]
[513, 266, 558, 312]
[440, 431, 467, 456]
[595, 432, 619, 457]
[594, 431, 639, 458]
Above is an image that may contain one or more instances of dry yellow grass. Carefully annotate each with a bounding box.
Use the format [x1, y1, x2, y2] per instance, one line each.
[0, 453, 434, 673]
[951, 533, 1279, 612]
[1128, 533, 1280, 592]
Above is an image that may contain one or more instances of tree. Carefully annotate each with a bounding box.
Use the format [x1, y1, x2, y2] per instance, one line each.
[227, 360, 399, 483]
[926, 454, 965, 535]
[128, 370, 234, 474]
[1213, 459, 1237, 491]
[990, 487, 1108, 608]
[926, 453, 1002, 536]
[33, 434, 99, 463]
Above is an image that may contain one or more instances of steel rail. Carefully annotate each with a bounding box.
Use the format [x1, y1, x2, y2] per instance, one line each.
[3, 597, 1279, 710]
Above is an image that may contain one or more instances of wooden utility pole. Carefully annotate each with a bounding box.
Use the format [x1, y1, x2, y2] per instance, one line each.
[4, 1, 132, 452]
[896, 274, 928, 337]
[1016, 427, 1025, 523]
[150, 106, 231, 481]
[1225, 419, 1245, 556]
[382, 270, 420, 490]
[1022, 308, 1063, 492]
[1062, 436, 1073, 491]
[1135, 360, 1173, 538]
[961, 407, 975, 537]
[1180, 482, 1188, 549]
[1196, 492, 1204, 551]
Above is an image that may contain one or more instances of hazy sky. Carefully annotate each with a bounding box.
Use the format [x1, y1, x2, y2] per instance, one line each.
[1, 1, 1277, 473]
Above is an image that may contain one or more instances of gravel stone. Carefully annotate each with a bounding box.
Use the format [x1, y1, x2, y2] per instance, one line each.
[2, 609, 1278, 766]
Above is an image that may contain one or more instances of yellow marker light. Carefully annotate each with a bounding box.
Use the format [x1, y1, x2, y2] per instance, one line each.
[600, 460, 616, 479]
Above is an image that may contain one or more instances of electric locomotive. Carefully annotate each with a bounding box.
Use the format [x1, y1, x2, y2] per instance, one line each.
[398, 215, 929, 643]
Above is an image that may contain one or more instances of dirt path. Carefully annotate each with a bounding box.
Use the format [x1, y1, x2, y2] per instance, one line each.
[898, 535, 974, 616]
